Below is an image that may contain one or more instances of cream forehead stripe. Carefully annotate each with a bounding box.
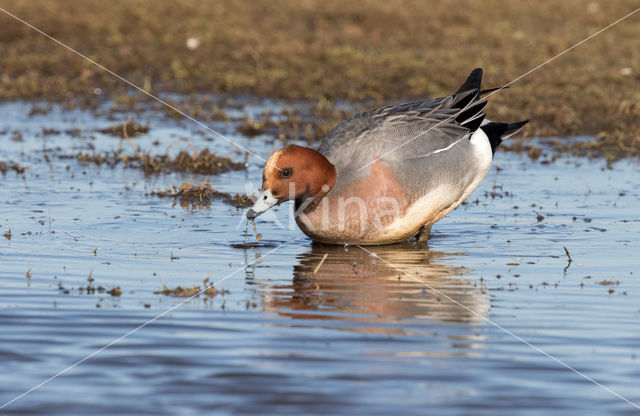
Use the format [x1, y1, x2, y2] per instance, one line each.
[265, 149, 285, 172]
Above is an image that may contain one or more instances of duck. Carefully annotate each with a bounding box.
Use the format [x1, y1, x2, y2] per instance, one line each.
[246, 68, 528, 245]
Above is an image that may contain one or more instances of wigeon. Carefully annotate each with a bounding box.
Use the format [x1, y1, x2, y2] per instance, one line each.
[247, 68, 528, 245]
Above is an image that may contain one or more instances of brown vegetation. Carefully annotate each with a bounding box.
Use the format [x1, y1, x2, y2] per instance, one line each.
[0, 161, 26, 175]
[0, 0, 638, 159]
[149, 181, 254, 209]
[98, 119, 149, 138]
[154, 277, 219, 298]
[66, 148, 245, 175]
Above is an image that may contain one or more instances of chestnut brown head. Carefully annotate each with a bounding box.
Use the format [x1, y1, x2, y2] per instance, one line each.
[247, 145, 337, 219]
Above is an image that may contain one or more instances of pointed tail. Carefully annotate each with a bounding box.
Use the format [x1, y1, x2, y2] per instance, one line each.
[480, 120, 529, 154]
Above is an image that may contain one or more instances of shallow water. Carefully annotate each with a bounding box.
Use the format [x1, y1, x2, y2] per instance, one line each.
[1, 100, 639, 415]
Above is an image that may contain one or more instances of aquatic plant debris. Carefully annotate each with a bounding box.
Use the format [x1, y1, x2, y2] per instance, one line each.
[250, 219, 263, 242]
[148, 181, 254, 209]
[238, 219, 270, 248]
[0, 161, 26, 175]
[107, 287, 122, 296]
[65, 148, 246, 175]
[98, 119, 149, 137]
[563, 246, 573, 273]
[154, 277, 219, 298]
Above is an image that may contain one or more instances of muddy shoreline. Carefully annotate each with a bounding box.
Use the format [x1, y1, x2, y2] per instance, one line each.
[1, 0, 639, 161]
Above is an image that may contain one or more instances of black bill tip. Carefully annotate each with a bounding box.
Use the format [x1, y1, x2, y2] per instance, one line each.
[246, 208, 258, 219]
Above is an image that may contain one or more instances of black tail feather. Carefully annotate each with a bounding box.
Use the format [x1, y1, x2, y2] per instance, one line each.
[461, 110, 486, 132]
[454, 69, 527, 142]
[451, 89, 478, 110]
[480, 120, 529, 154]
[456, 68, 483, 94]
[452, 68, 486, 131]
[479, 85, 509, 97]
[456, 100, 487, 125]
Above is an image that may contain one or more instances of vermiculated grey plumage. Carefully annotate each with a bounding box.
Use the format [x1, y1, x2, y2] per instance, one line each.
[317, 68, 527, 201]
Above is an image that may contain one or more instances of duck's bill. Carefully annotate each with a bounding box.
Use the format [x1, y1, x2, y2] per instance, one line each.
[246, 189, 278, 219]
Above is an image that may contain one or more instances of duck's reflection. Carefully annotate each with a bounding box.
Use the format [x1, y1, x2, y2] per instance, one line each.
[260, 243, 489, 334]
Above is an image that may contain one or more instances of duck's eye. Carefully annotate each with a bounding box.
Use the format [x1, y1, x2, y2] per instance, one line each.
[280, 167, 293, 178]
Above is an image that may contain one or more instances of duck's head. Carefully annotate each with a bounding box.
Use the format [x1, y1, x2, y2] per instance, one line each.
[247, 145, 337, 219]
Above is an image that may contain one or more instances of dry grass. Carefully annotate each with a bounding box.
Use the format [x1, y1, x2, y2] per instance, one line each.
[1, 0, 639, 159]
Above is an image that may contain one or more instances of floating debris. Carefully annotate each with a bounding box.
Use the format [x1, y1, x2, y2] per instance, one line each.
[230, 241, 279, 249]
[107, 287, 122, 296]
[154, 277, 218, 298]
[97, 119, 149, 137]
[28, 104, 52, 116]
[238, 117, 266, 137]
[149, 181, 254, 209]
[563, 246, 572, 273]
[0, 161, 26, 175]
[528, 146, 542, 160]
[67, 149, 245, 176]
[534, 211, 544, 222]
